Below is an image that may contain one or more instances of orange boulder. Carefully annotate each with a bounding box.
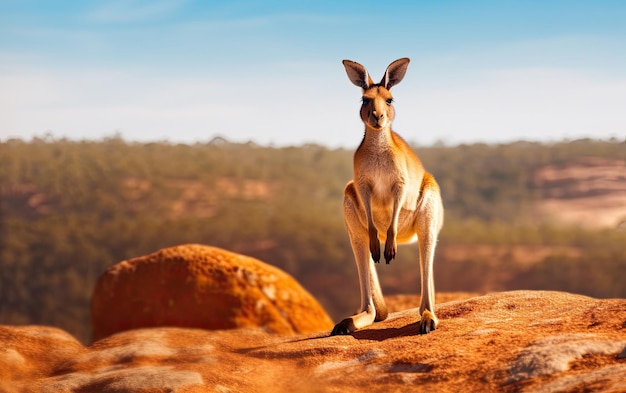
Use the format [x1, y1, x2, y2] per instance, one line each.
[91, 244, 333, 340]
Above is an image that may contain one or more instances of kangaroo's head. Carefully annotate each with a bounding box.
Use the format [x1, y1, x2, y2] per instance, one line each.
[342, 58, 410, 131]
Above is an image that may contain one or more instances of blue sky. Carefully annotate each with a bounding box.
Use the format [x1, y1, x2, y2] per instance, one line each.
[1, 0, 625, 147]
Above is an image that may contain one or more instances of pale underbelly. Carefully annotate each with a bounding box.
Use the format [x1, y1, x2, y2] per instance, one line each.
[371, 206, 419, 244]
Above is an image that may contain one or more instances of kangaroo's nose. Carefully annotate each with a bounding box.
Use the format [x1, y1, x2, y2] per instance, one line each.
[372, 111, 383, 120]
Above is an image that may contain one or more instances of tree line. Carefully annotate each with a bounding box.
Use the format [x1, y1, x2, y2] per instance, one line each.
[1, 136, 624, 342]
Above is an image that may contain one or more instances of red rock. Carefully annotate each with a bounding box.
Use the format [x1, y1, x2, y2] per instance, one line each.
[0, 325, 84, 382]
[2, 291, 625, 392]
[90, 244, 334, 340]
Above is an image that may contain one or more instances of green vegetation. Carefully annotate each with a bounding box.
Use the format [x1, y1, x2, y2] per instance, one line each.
[1, 136, 624, 343]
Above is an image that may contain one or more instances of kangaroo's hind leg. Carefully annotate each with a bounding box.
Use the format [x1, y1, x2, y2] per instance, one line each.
[415, 173, 444, 334]
[331, 182, 388, 336]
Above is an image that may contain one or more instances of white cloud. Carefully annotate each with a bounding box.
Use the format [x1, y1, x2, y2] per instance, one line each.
[397, 67, 626, 144]
[0, 64, 353, 146]
[1, 64, 624, 146]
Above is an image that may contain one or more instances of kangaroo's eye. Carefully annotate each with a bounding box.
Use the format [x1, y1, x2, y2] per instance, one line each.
[361, 97, 370, 104]
[386, 98, 394, 105]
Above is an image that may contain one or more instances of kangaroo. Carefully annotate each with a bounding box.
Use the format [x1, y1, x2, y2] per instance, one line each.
[331, 58, 444, 336]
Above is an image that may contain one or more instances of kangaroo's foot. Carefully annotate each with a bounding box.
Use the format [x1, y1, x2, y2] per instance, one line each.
[331, 306, 378, 336]
[331, 318, 357, 336]
[419, 309, 438, 334]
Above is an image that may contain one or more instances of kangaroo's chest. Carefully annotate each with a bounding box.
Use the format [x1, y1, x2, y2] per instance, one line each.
[358, 164, 419, 209]
[369, 173, 399, 207]
[354, 142, 422, 216]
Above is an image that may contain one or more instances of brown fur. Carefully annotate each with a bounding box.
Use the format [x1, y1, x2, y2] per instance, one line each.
[331, 58, 444, 336]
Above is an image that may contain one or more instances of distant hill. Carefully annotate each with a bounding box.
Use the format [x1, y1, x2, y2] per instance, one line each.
[534, 157, 626, 228]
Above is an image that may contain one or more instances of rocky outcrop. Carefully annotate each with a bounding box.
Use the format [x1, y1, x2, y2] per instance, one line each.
[91, 244, 333, 340]
[2, 291, 625, 392]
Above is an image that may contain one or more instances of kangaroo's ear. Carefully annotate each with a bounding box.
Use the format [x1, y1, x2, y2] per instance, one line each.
[381, 58, 410, 90]
[343, 60, 373, 90]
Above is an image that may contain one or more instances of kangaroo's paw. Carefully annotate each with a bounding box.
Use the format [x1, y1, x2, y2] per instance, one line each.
[368, 227, 380, 263]
[331, 318, 357, 336]
[369, 242, 381, 263]
[384, 238, 396, 264]
[419, 310, 438, 334]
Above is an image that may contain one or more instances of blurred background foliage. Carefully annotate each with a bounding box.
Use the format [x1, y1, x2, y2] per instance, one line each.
[1, 136, 625, 343]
